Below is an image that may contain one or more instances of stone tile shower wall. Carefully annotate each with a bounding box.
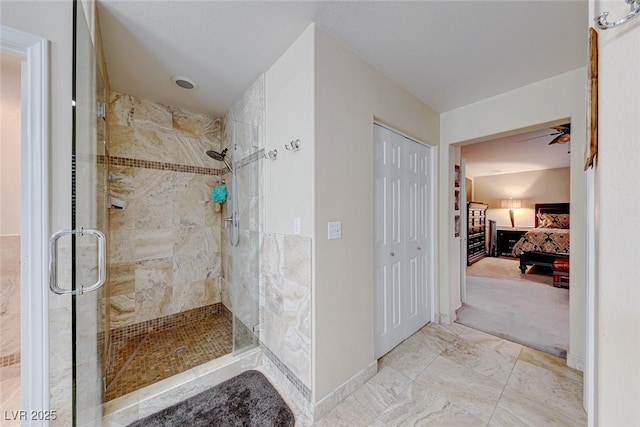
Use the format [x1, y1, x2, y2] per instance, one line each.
[261, 233, 312, 395]
[108, 93, 224, 327]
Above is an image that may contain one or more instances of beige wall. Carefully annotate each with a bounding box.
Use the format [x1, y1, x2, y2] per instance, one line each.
[265, 26, 315, 237]
[594, 0, 640, 423]
[267, 24, 443, 404]
[441, 67, 588, 370]
[474, 168, 571, 228]
[314, 26, 440, 401]
[0, 53, 21, 235]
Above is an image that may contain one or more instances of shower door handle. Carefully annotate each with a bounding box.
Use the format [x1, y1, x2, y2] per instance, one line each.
[48, 228, 106, 295]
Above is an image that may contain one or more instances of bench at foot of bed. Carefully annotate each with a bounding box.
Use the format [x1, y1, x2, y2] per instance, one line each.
[519, 251, 569, 278]
[552, 257, 570, 288]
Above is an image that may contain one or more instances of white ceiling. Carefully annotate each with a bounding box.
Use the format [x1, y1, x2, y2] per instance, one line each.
[461, 125, 572, 178]
[97, 1, 588, 118]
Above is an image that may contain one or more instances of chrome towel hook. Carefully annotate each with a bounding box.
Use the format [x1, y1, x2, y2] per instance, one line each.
[596, 0, 640, 29]
[285, 139, 301, 151]
[264, 149, 278, 160]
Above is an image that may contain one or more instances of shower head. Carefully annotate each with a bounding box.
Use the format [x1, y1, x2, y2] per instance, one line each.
[206, 147, 232, 172]
[206, 147, 227, 161]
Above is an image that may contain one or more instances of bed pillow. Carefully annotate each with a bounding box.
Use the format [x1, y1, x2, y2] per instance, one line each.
[537, 213, 570, 229]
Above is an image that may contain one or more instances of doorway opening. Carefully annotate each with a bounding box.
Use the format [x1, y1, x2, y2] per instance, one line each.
[0, 24, 50, 422]
[0, 50, 23, 421]
[456, 121, 572, 358]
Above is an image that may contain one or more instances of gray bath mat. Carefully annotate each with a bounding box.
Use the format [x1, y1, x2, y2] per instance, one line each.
[128, 370, 295, 426]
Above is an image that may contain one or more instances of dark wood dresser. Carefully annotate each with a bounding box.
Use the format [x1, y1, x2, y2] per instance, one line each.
[467, 202, 489, 265]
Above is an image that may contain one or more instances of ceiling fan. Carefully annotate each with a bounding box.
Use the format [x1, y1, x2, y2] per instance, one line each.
[517, 123, 571, 145]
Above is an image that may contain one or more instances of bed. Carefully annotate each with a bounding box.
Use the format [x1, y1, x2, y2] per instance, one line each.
[511, 203, 570, 274]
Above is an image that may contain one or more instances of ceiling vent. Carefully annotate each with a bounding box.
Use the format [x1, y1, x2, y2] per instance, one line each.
[170, 76, 198, 90]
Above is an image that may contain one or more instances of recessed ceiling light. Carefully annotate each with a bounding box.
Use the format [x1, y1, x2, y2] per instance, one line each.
[170, 76, 198, 90]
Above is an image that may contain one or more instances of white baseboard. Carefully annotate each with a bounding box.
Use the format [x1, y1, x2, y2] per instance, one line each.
[439, 311, 458, 324]
[313, 361, 378, 421]
[567, 353, 584, 372]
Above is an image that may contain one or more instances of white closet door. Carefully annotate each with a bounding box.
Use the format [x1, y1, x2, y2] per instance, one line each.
[375, 124, 433, 359]
[405, 141, 431, 333]
[404, 141, 421, 331]
[374, 125, 405, 358]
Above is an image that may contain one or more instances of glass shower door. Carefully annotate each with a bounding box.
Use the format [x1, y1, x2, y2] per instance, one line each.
[48, 2, 107, 425]
[71, 3, 108, 424]
[230, 120, 260, 353]
[72, 31, 107, 426]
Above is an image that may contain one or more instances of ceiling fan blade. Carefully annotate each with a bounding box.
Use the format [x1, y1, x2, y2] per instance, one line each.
[517, 131, 561, 143]
[548, 135, 563, 145]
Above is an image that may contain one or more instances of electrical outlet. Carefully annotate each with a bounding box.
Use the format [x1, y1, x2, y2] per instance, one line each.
[293, 217, 301, 235]
[328, 221, 342, 240]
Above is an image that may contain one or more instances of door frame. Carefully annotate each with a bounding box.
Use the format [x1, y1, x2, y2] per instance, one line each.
[459, 159, 467, 304]
[1, 25, 50, 422]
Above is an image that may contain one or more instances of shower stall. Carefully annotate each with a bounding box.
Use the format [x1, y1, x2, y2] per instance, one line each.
[48, 3, 265, 423]
[102, 118, 262, 402]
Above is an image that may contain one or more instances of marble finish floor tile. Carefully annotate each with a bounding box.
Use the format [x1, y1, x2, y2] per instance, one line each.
[415, 356, 504, 422]
[440, 328, 522, 384]
[349, 366, 412, 417]
[314, 395, 377, 427]
[0, 376, 20, 427]
[314, 323, 587, 426]
[504, 357, 586, 421]
[489, 386, 586, 427]
[374, 381, 486, 427]
[379, 335, 439, 380]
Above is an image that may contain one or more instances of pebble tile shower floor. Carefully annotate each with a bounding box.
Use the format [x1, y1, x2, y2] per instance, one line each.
[105, 313, 232, 401]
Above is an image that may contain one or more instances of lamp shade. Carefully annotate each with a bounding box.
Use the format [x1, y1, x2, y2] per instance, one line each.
[501, 199, 522, 209]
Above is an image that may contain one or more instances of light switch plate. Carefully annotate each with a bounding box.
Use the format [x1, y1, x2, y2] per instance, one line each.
[293, 217, 301, 235]
[328, 221, 342, 240]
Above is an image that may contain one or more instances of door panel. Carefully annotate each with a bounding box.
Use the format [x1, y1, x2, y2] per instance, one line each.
[374, 124, 432, 358]
[414, 144, 431, 326]
[374, 125, 404, 356]
[404, 141, 430, 332]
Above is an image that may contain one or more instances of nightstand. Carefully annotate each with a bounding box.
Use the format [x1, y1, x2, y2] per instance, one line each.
[497, 229, 528, 257]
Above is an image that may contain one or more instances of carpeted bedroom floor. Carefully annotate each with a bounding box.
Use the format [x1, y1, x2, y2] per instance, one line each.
[456, 257, 569, 357]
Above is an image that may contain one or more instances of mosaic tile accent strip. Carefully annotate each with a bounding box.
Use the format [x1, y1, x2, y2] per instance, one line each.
[260, 342, 311, 402]
[109, 156, 225, 176]
[105, 306, 232, 401]
[0, 352, 20, 367]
